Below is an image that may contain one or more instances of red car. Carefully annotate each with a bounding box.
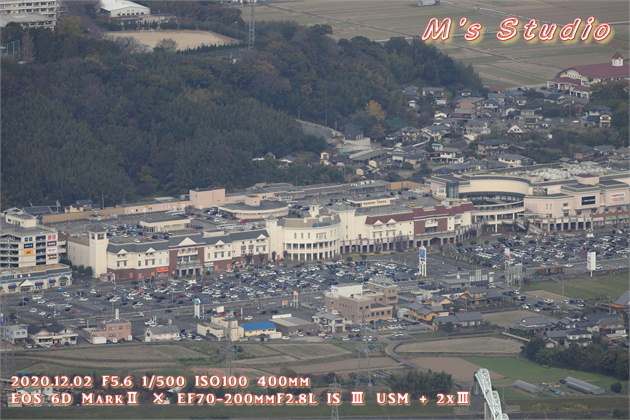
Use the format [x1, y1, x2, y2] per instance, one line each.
[54, 343, 61, 348]
[69, 309, 77, 313]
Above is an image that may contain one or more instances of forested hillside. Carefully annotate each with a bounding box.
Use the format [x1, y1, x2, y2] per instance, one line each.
[1, 18, 482, 208]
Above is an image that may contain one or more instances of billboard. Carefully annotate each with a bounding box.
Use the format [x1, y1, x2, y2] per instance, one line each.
[610, 192, 626, 203]
[587, 251, 597, 271]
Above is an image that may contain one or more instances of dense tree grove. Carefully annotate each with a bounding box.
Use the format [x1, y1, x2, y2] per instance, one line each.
[1, 16, 482, 208]
[521, 337, 629, 380]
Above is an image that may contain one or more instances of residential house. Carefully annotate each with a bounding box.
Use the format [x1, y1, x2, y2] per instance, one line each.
[509, 316, 558, 335]
[278, 155, 296, 166]
[476, 139, 509, 156]
[428, 294, 452, 310]
[432, 312, 484, 330]
[498, 153, 531, 168]
[597, 317, 626, 335]
[483, 99, 501, 113]
[313, 311, 345, 333]
[27, 323, 78, 347]
[594, 145, 616, 156]
[402, 85, 420, 99]
[573, 145, 595, 161]
[422, 87, 447, 105]
[421, 124, 451, 142]
[407, 302, 446, 323]
[465, 120, 489, 135]
[428, 147, 464, 164]
[545, 329, 593, 348]
[507, 125, 524, 137]
[145, 324, 180, 342]
[400, 127, 423, 145]
[544, 93, 566, 104]
[454, 287, 503, 307]
[345, 124, 364, 141]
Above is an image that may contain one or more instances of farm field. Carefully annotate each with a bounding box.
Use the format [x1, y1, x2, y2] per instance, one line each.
[523, 273, 630, 301]
[254, 0, 629, 87]
[483, 310, 535, 328]
[408, 356, 502, 382]
[397, 336, 523, 354]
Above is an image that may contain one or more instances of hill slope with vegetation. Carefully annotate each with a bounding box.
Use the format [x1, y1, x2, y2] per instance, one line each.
[1, 17, 482, 208]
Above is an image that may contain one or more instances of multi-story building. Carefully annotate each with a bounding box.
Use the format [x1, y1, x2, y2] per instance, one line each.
[0, 0, 57, 28]
[430, 168, 630, 232]
[266, 210, 341, 262]
[65, 226, 270, 280]
[1, 209, 61, 269]
[324, 278, 398, 323]
[1, 209, 71, 294]
[82, 318, 132, 344]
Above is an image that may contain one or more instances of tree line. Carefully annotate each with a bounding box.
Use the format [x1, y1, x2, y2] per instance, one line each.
[521, 337, 629, 380]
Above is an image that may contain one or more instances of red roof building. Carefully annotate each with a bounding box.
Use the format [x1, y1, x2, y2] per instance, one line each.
[556, 53, 629, 87]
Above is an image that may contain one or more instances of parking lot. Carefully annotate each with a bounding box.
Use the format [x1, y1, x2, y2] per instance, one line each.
[8, 220, 628, 350]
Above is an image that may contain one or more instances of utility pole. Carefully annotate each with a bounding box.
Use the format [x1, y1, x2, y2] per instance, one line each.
[225, 314, 235, 377]
[248, 0, 255, 50]
[329, 375, 340, 420]
[355, 309, 372, 395]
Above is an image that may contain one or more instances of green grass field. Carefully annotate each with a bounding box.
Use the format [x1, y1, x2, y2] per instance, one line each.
[524, 273, 629, 301]
[464, 356, 628, 394]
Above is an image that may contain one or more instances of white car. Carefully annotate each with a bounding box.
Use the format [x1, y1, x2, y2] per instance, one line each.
[62, 292, 70, 297]
[46, 302, 55, 307]
[244, 315, 253, 321]
[39, 311, 46, 316]
[29, 308, 38, 313]
[281, 336, 290, 340]
[37, 300, 45, 304]
[79, 297, 89, 301]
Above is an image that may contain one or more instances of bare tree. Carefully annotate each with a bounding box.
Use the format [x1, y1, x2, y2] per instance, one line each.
[114, 36, 149, 54]
[20, 31, 35, 63]
[154, 38, 178, 52]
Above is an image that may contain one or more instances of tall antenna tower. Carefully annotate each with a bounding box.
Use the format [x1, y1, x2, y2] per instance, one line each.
[355, 309, 372, 395]
[329, 375, 340, 420]
[248, 0, 255, 50]
[0, 300, 16, 381]
[225, 314, 235, 377]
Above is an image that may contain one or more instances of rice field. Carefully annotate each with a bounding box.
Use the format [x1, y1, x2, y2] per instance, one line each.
[254, 0, 629, 87]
